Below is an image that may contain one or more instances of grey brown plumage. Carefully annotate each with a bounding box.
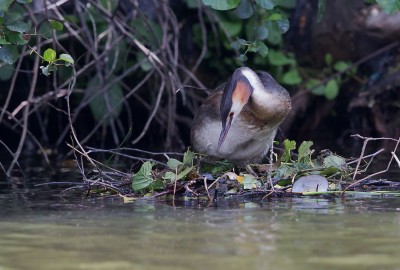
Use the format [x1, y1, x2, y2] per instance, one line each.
[191, 67, 291, 165]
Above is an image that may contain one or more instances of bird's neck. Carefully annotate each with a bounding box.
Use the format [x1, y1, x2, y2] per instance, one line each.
[248, 85, 290, 124]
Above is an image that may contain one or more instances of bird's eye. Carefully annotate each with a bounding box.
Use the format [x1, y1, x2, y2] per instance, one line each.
[229, 112, 234, 118]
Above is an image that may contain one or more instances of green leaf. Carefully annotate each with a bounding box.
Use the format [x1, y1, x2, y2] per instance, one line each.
[231, 38, 247, 50]
[49, 20, 63, 31]
[306, 79, 325, 95]
[176, 166, 194, 181]
[264, 20, 282, 45]
[255, 0, 276, 10]
[237, 54, 248, 62]
[276, 18, 289, 34]
[236, 0, 253, 19]
[323, 155, 346, 169]
[325, 53, 333, 67]
[376, 0, 400, 13]
[255, 25, 269, 40]
[0, 0, 13, 12]
[297, 141, 313, 163]
[88, 79, 124, 124]
[333, 61, 349, 72]
[254, 40, 268, 57]
[317, 0, 327, 21]
[324, 79, 339, 100]
[242, 174, 260, 189]
[219, 18, 242, 37]
[282, 139, 296, 163]
[0, 36, 11, 45]
[163, 171, 176, 181]
[167, 158, 183, 170]
[183, 149, 195, 166]
[131, 161, 154, 192]
[58, 53, 74, 65]
[268, 13, 282, 20]
[0, 63, 14, 80]
[202, 0, 240, 10]
[16, 0, 32, 3]
[151, 179, 165, 191]
[0, 45, 18, 64]
[4, 20, 31, 33]
[5, 29, 29, 45]
[282, 68, 302, 85]
[268, 49, 295, 66]
[43, 48, 56, 63]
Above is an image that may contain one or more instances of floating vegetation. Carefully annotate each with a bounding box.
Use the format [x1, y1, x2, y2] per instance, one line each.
[65, 135, 400, 201]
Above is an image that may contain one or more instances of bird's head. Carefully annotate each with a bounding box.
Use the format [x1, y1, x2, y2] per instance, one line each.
[217, 67, 255, 150]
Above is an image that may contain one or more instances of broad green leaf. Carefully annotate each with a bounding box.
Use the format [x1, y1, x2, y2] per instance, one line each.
[151, 179, 165, 191]
[131, 161, 154, 192]
[202, 0, 240, 10]
[268, 13, 282, 20]
[0, 0, 13, 11]
[49, 20, 63, 31]
[4, 20, 31, 33]
[163, 171, 176, 181]
[219, 18, 242, 37]
[274, 164, 298, 181]
[231, 39, 247, 50]
[297, 141, 313, 163]
[254, 40, 268, 57]
[176, 166, 194, 181]
[333, 61, 349, 72]
[264, 20, 282, 45]
[184, 0, 198, 8]
[242, 174, 260, 189]
[183, 150, 195, 166]
[324, 79, 339, 100]
[0, 36, 11, 45]
[255, 25, 269, 40]
[88, 79, 124, 124]
[237, 54, 248, 62]
[323, 155, 346, 169]
[43, 48, 56, 62]
[255, 0, 276, 10]
[5, 30, 28, 45]
[167, 158, 183, 170]
[306, 79, 325, 95]
[376, 0, 400, 13]
[282, 139, 296, 162]
[0, 63, 14, 80]
[324, 53, 333, 66]
[59, 53, 74, 65]
[236, 0, 253, 19]
[0, 45, 18, 64]
[317, 0, 327, 21]
[282, 68, 302, 85]
[268, 49, 295, 66]
[276, 18, 289, 33]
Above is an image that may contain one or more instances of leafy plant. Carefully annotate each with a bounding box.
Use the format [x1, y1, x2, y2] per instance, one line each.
[202, 0, 293, 61]
[131, 149, 196, 193]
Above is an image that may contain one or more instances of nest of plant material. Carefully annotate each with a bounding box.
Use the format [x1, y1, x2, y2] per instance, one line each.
[64, 134, 400, 200]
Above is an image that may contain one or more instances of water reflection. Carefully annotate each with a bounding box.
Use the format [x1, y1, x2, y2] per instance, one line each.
[1, 194, 400, 270]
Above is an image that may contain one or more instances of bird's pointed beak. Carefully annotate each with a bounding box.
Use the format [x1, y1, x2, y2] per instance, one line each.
[217, 114, 233, 151]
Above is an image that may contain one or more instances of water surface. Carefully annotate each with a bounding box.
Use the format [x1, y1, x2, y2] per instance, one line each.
[1, 177, 400, 270]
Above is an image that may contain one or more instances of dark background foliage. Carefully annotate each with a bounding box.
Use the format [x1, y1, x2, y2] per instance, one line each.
[0, 0, 400, 175]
